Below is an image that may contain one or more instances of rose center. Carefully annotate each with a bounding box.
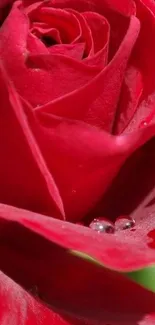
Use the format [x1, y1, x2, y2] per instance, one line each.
[27, 3, 110, 61]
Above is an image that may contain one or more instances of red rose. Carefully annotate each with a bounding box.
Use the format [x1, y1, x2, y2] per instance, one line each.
[1, 0, 155, 324]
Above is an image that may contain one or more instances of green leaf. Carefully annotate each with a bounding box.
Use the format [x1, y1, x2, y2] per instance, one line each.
[126, 265, 155, 292]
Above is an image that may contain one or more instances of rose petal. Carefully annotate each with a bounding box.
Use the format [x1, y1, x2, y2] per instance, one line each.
[31, 6, 81, 43]
[67, 9, 94, 56]
[0, 269, 84, 325]
[0, 221, 155, 324]
[1, 197, 155, 273]
[0, 60, 64, 218]
[31, 22, 62, 44]
[51, 0, 135, 60]
[4, 47, 155, 224]
[122, 0, 155, 133]
[51, 0, 136, 17]
[92, 137, 155, 222]
[142, 0, 155, 15]
[0, 2, 100, 107]
[27, 53, 100, 106]
[28, 98, 155, 221]
[5, 64, 155, 223]
[134, 0, 155, 99]
[83, 11, 110, 67]
[0, 3, 139, 130]
[27, 32, 49, 55]
[48, 43, 85, 60]
[36, 16, 140, 132]
[113, 65, 143, 134]
[83, 12, 109, 54]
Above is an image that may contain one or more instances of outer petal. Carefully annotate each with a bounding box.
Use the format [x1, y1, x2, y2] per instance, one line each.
[2, 195, 155, 272]
[115, 0, 155, 133]
[27, 102, 155, 221]
[1, 54, 155, 223]
[0, 218, 155, 325]
[0, 270, 83, 325]
[93, 136, 155, 222]
[0, 60, 64, 218]
[113, 65, 143, 134]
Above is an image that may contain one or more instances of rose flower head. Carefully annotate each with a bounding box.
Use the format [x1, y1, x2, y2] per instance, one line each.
[0, 0, 155, 324]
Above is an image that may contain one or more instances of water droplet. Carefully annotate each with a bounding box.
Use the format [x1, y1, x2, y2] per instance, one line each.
[34, 68, 40, 72]
[89, 218, 114, 234]
[115, 216, 135, 231]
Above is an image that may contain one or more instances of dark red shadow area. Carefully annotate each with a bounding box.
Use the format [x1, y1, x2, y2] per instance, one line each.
[0, 219, 154, 324]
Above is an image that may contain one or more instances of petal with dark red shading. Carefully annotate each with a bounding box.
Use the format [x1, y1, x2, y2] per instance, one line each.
[1, 197, 155, 274]
[36, 16, 140, 132]
[0, 60, 64, 218]
[33, 107, 155, 221]
[0, 270, 83, 325]
[50, 0, 136, 17]
[113, 65, 143, 134]
[0, 3, 99, 107]
[121, 0, 155, 133]
[83, 11, 110, 67]
[0, 221, 155, 324]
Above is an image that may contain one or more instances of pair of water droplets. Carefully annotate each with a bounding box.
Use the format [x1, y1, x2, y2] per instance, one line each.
[89, 216, 135, 234]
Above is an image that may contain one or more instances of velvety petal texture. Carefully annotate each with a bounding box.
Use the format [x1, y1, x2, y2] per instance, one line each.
[0, 208, 155, 325]
[0, 61, 65, 219]
[1, 0, 155, 324]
